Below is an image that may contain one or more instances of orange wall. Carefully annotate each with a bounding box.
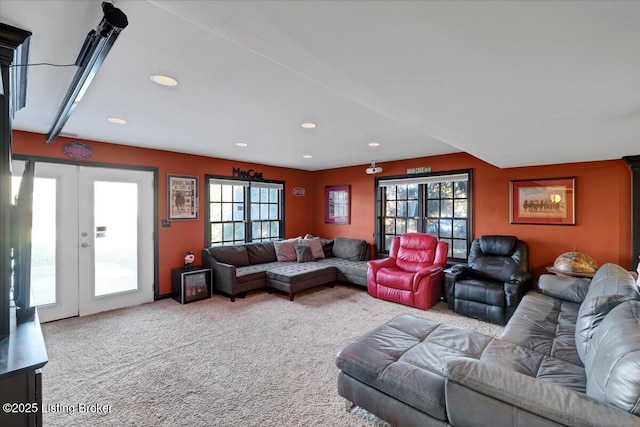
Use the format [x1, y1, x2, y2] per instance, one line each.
[313, 152, 633, 276]
[12, 131, 314, 296]
[13, 131, 634, 293]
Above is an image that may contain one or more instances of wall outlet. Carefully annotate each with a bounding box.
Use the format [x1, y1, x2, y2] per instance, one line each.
[162, 219, 171, 227]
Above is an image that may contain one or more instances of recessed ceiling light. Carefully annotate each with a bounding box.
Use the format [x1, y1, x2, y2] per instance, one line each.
[302, 154, 313, 159]
[301, 122, 317, 129]
[107, 117, 127, 124]
[368, 142, 380, 147]
[235, 142, 248, 147]
[150, 74, 178, 87]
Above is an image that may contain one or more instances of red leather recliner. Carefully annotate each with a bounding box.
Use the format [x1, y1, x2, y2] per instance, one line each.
[367, 233, 448, 310]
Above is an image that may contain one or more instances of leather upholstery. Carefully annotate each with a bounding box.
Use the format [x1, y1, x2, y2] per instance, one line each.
[367, 233, 448, 310]
[445, 235, 532, 325]
[575, 263, 640, 362]
[336, 314, 493, 422]
[585, 300, 640, 415]
[337, 265, 640, 427]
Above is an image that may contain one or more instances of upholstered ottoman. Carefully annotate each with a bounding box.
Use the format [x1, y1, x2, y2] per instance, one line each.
[336, 314, 494, 426]
[266, 264, 336, 300]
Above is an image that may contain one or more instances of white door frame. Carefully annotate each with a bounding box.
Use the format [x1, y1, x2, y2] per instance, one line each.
[12, 160, 158, 322]
[77, 166, 155, 317]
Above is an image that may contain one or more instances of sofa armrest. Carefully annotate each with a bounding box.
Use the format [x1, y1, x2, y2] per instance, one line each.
[445, 357, 640, 427]
[202, 248, 215, 269]
[367, 257, 396, 275]
[538, 274, 590, 303]
[445, 263, 468, 275]
[202, 249, 237, 294]
[443, 264, 469, 308]
[509, 271, 532, 284]
[412, 265, 443, 292]
[504, 272, 532, 307]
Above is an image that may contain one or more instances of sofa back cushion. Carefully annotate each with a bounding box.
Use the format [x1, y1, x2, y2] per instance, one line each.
[575, 263, 640, 362]
[246, 241, 277, 264]
[332, 237, 369, 261]
[209, 245, 250, 267]
[393, 233, 437, 272]
[585, 300, 640, 415]
[468, 236, 529, 282]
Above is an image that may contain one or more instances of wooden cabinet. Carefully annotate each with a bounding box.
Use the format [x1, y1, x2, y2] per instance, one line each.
[0, 309, 47, 427]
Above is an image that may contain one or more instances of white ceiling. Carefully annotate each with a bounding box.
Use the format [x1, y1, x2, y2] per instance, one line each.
[2, 0, 639, 171]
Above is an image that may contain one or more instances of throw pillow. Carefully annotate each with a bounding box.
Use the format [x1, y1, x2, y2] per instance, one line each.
[301, 238, 325, 259]
[295, 245, 314, 263]
[273, 238, 299, 262]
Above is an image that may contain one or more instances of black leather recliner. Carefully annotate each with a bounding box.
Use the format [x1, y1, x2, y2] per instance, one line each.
[445, 235, 532, 325]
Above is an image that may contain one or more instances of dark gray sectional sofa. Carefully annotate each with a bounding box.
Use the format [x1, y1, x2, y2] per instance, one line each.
[336, 263, 640, 426]
[202, 237, 369, 301]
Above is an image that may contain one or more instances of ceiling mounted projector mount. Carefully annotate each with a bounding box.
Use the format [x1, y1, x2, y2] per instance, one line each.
[366, 161, 383, 175]
[46, 2, 128, 143]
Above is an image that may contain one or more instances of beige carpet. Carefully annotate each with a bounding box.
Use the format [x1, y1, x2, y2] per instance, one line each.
[40, 285, 503, 426]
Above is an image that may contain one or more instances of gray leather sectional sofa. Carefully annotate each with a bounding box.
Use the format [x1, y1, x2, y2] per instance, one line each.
[336, 263, 640, 426]
[202, 237, 369, 301]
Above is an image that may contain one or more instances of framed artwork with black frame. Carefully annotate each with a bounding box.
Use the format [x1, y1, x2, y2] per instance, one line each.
[168, 174, 198, 220]
[510, 177, 576, 225]
[325, 185, 351, 224]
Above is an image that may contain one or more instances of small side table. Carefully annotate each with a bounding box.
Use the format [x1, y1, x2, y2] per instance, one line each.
[172, 266, 212, 304]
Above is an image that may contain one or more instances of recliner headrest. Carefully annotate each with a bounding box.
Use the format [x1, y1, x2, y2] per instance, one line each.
[479, 235, 517, 256]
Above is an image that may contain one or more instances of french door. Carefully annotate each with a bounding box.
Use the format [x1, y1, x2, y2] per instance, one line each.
[12, 161, 154, 323]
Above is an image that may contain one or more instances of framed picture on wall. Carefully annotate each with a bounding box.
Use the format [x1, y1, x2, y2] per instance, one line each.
[168, 174, 198, 220]
[325, 185, 351, 224]
[510, 177, 575, 225]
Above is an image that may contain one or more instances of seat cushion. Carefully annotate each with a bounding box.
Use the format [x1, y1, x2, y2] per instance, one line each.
[377, 267, 415, 291]
[235, 262, 283, 284]
[336, 314, 493, 421]
[454, 279, 504, 306]
[501, 292, 582, 367]
[480, 339, 586, 393]
[266, 263, 335, 285]
[317, 257, 368, 285]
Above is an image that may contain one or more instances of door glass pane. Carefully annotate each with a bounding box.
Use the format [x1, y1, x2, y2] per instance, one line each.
[13, 177, 58, 306]
[32, 178, 57, 305]
[94, 181, 138, 296]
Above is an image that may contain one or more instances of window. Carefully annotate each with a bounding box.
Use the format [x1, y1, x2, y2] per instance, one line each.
[206, 177, 284, 246]
[375, 170, 472, 261]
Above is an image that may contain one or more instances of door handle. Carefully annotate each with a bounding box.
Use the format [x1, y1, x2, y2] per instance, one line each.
[81, 242, 93, 248]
